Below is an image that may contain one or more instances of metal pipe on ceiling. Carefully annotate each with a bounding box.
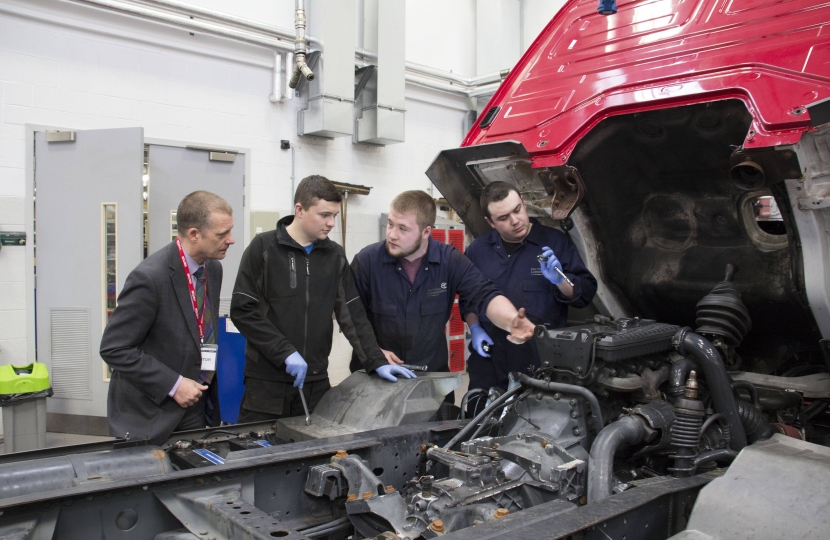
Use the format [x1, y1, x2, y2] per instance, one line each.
[142, 0, 321, 47]
[62, 0, 506, 98]
[64, 0, 295, 51]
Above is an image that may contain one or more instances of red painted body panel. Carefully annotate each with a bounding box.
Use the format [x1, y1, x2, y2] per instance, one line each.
[464, 0, 830, 160]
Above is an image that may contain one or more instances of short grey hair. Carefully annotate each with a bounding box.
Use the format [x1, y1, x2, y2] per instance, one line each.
[176, 191, 233, 233]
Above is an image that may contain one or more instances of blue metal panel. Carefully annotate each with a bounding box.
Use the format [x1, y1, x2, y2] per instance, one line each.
[217, 317, 246, 424]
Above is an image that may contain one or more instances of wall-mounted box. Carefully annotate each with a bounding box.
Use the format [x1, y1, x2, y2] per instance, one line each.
[299, 96, 354, 139]
[250, 211, 281, 239]
[0, 232, 26, 247]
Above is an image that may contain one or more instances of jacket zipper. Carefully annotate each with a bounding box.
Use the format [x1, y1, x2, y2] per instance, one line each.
[303, 255, 310, 359]
[289, 253, 297, 289]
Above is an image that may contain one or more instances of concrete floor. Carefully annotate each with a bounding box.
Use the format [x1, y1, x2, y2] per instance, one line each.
[0, 432, 115, 455]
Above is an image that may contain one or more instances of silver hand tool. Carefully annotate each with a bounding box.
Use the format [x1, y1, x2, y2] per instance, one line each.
[399, 364, 428, 371]
[536, 254, 576, 287]
[298, 388, 311, 426]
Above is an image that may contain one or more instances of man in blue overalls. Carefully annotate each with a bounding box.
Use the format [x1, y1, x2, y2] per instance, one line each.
[463, 181, 597, 396]
[349, 190, 536, 376]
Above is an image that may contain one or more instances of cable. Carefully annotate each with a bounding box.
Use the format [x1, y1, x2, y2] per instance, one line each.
[700, 413, 724, 437]
[201, 429, 243, 439]
[694, 449, 738, 468]
[300, 517, 350, 535]
[515, 397, 540, 429]
[443, 385, 524, 450]
[306, 522, 351, 538]
[467, 390, 530, 441]
[460, 388, 485, 420]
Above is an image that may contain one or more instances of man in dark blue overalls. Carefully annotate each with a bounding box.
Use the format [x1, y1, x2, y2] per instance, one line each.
[463, 181, 597, 397]
[349, 190, 536, 377]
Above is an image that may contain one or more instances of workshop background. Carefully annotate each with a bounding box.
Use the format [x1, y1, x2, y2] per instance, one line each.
[0, 0, 568, 431]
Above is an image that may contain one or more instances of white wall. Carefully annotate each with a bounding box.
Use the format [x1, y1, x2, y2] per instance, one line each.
[406, 0, 477, 76]
[476, 0, 521, 75]
[182, 0, 295, 28]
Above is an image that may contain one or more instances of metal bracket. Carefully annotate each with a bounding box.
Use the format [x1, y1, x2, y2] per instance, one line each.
[538, 166, 585, 221]
[304, 464, 347, 500]
[208, 152, 236, 163]
[354, 65, 376, 101]
[44, 131, 75, 143]
[155, 488, 303, 540]
[329, 454, 385, 499]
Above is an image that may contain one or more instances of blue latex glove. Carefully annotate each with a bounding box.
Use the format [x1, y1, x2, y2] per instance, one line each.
[285, 351, 308, 388]
[470, 323, 494, 358]
[540, 246, 565, 285]
[376, 364, 417, 382]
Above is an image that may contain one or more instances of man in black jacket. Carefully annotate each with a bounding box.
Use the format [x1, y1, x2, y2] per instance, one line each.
[231, 176, 414, 422]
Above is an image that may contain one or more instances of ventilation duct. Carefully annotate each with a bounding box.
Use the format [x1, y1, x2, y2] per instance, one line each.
[297, 0, 356, 138]
[354, 0, 406, 145]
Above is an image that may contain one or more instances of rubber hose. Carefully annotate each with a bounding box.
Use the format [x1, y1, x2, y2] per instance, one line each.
[518, 374, 605, 428]
[731, 381, 760, 408]
[803, 399, 830, 421]
[694, 449, 738, 468]
[587, 415, 647, 503]
[736, 400, 773, 443]
[757, 389, 802, 411]
[443, 384, 524, 450]
[468, 403, 504, 441]
[673, 328, 747, 451]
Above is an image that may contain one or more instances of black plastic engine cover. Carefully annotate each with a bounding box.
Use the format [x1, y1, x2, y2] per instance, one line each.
[535, 317, 680, 373]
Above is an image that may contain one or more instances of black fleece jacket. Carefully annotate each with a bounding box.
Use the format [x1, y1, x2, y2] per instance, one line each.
[230, 216, 387, 383]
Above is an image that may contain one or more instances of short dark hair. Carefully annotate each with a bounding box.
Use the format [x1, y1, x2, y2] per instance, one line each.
[480, 181, 520, 219]
[391, 190, 436, 230]
[177, 191, 232, 234]
[294, 175, 342, 210]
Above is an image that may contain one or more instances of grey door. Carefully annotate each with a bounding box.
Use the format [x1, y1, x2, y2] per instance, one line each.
[146, 145, 245, 316]
[35, 128, 144, 419]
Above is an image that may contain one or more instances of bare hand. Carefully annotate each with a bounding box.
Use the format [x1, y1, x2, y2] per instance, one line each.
[381, 348, 404, 365]
[173, 377, 208, 408]
[507, 308, 535, 344]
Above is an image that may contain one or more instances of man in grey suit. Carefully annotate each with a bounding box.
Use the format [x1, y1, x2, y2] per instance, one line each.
[100, 191, 235, 444]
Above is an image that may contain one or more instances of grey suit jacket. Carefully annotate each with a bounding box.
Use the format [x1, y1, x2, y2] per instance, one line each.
[100, 241, 222, 444]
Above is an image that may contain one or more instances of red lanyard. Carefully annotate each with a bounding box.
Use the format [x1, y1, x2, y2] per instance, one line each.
[176, 238, 207, 344]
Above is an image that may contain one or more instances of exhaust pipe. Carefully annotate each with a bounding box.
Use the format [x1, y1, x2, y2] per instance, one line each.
[288, 0, 314, 89]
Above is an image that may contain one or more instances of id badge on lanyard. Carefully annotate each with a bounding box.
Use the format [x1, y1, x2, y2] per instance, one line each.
[200, 344, 218, 371]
